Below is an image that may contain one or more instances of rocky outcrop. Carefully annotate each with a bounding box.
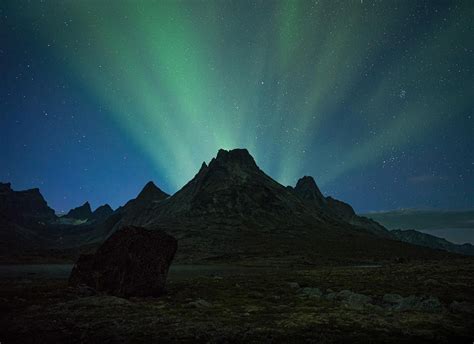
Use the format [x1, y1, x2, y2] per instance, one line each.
[69, 226, 177, 297]
[65, 202, 92, 220]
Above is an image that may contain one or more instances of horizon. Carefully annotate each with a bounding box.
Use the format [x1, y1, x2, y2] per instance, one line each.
[3, 144, 474, 215]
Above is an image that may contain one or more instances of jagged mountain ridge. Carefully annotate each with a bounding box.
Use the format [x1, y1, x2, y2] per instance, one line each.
[116, 149, 326, 229]
[100, 149, 451, 263]
[64, 202, 114, 222]
[0, 149, 460, 263]
[288, 177, 391, 238]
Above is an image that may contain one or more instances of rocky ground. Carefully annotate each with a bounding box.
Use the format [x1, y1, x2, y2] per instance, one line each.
[1, 259, 473, 343]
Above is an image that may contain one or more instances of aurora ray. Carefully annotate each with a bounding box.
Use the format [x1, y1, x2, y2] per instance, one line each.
[1, 0, 472, 212]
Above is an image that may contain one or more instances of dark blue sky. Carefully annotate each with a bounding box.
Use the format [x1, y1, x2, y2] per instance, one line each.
[1, 0, 473, 214]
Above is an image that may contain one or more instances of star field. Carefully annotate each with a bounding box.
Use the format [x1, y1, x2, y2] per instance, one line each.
[0, 0, 473, 213]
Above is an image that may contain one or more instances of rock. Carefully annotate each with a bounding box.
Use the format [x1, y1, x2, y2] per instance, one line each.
[300, 287, 323, 298]
[417, 297, 443, 313]
[245, 305, 263, 313]
[338, 290, 373, 310]
[383, 293, 404, 305]
[450, 301, 474, 314]
[68, 254, 96, 288]
[392, 295, 419, 311]
[69, 226, 177, 297]
[423, 278, 441, 287]
[325, 292, 338, 301]
[288, 282, 300, 289]
[187, 299, 212, 308]
[390, 295, 443, 313]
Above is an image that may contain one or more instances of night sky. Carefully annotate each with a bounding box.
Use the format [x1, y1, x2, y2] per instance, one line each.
[1, 0, 473, 214]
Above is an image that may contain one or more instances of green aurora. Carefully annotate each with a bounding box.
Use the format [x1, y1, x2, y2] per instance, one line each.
[4, 0, 473, 211]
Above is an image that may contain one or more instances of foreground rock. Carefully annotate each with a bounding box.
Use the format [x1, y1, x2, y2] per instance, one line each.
[69, 226, 177, 297]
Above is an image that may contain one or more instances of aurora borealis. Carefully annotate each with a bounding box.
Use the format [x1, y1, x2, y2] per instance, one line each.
[1, 0, 473, 213]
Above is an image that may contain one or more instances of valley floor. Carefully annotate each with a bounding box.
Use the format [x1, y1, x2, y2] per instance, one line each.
[1, 259, 473, 343]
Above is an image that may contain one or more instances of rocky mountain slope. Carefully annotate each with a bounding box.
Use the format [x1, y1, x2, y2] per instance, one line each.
[95, 149, 452, 264]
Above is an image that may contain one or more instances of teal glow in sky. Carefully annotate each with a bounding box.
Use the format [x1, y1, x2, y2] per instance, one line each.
[1, 0, 473, 213]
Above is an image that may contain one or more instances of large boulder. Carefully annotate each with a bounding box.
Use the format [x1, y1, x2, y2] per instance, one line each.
[69, 226, 177, 297]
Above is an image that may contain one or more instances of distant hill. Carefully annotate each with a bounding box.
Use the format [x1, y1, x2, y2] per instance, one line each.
[362, 209, 474, 255]
[391, 229, 474, 256]
[363, 209, 474, 230]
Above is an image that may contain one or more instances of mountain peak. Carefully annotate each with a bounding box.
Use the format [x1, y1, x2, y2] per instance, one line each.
[66, 201, 92, 220]
[91, 204, 114, 221]
[295, 176, 318, 190]
[212, 148, 258, 170]
[136, 181, 169, 202]
[294, 176, 326, 206]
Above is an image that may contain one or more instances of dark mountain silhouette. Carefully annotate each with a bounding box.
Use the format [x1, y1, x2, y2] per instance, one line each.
[65, 202, 92, 220]
[293, 176, 327, 208]
[136, 181, 169, 202]
[0, 182, 57, 251]
[362, 209, 474, 231]
[0, 182, 56, 225]
[96, 149, 452, 263]
[63, 202, 113, 223]
[391, 229, 474, 256]
[0, 150, 461, 263]
[289, 177, 391, 238]
[91, 204, 114, 222]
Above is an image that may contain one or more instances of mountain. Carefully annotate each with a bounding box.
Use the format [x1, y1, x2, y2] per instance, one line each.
[363, 209, 474, 231]
[91, 204, 114, 222]
[65, 202, 92, 220]
[293, 176, 327, 208]
[135, 181, 169, 202]
[100, 149, 451, 264]
[391, 229, 474, 256]
[290, 177, 391, 238]
[63, 202, 113, 223]
[0, 149, 461, 263]
[0, 182, 56, 225]
[0, 182, 57, 251]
